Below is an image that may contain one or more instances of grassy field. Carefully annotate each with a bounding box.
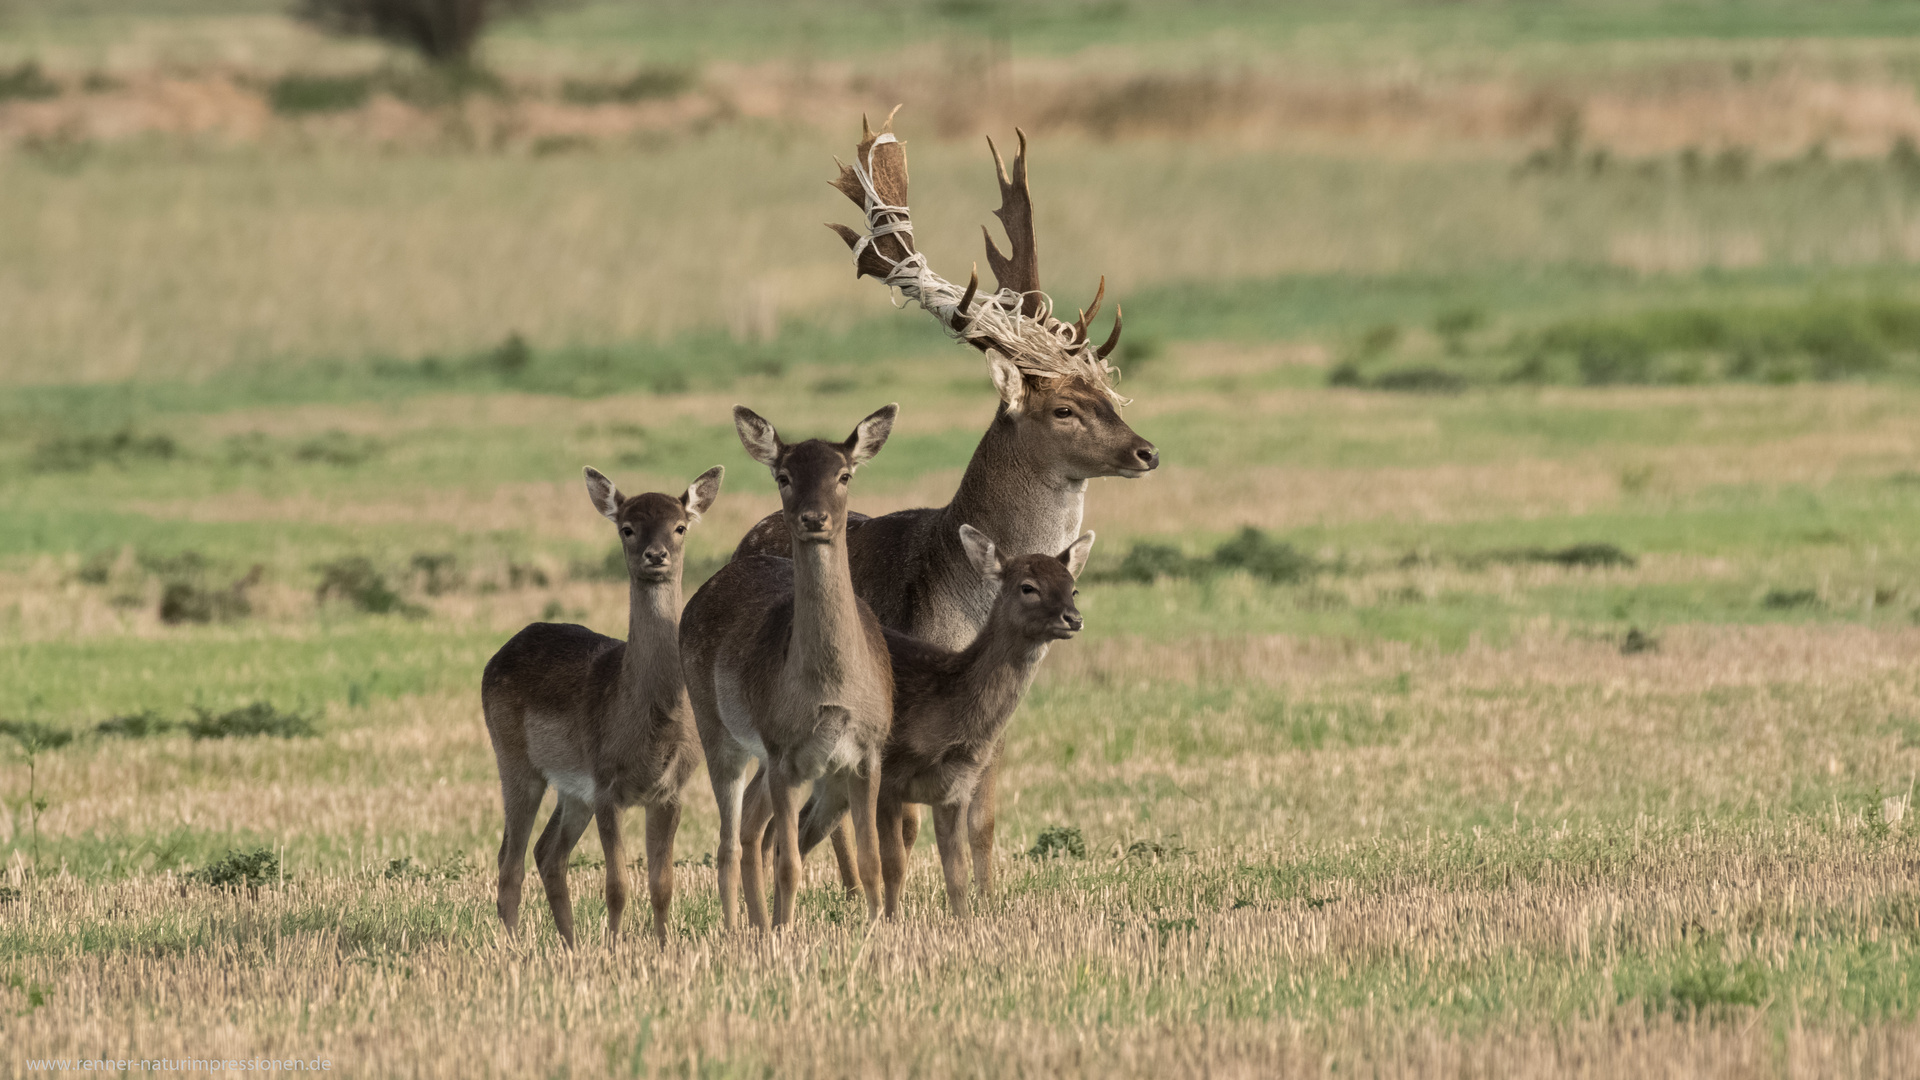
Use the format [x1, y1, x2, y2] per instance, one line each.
[6, 2, 1920, 1076]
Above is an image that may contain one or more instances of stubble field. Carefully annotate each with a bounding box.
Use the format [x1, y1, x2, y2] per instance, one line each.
[5, 2, 1920, 1076]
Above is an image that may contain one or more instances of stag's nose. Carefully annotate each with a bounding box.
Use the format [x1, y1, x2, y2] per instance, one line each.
[643, 548, 669, 568]
[798, 511, 830, 534]
[1063, 611, 1084, 632]
[1134, 444, 1160, 470]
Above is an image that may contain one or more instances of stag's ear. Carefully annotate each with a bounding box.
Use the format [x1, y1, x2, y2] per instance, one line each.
[986, 351, 1026, 411]
[584, 466, 623, 521]
[959, 524, 1001, 580]
[733, 406, 782, 468]
[1059, 531, 1095, 579]
[845, 403, 897, 468]
[683, 465, 724, 521]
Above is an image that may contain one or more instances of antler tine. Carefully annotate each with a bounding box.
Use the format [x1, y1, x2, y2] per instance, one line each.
[1096, 305, 1124, 361]
[982, 129, 1042, 318]
[1071, 276, 1107, 345]
[949, 264, 980, 333]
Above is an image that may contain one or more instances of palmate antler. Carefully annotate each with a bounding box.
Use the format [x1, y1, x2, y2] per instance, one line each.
[825, 108, 1128, 403]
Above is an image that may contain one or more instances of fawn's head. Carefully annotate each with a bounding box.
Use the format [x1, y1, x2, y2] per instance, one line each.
[734, 403, 896, 544]
[959, 525, 1094, 641]
[583, 465, 724, 584]
[989, 356, 1158, 481]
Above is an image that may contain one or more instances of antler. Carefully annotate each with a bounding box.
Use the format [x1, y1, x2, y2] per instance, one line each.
[825, 110, 1129, 402]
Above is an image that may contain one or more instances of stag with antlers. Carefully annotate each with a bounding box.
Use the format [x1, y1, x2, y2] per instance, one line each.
[734, 110, 1158, 899]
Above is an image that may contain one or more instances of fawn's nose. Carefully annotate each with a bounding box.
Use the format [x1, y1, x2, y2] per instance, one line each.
[643, 548, 669, 568]
[1134, 444, 1159, 470]
[797, 510, 830, 534]
[1063, 611, 1084, 632]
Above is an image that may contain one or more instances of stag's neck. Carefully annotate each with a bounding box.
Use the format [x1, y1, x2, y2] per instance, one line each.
[789, 537, 865, 686]
[618, 579, 684, 710]
[944, 410, 1084, 558]
[948, 629, 1049, 747]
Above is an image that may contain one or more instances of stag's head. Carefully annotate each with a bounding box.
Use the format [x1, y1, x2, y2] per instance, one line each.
[734, 404, 897, 544]
[584, 465, 724, 585]
[960, 524, 1093, 641]
[825, 111, 1158, 483]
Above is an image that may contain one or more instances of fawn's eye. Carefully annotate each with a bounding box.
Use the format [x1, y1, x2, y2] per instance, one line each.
[776, 474, 791, 487]
[1020, 583, 1037, 595]
[675, 525, 686, 535]
[1072, 589, 1079, 596]
[1053, 407, 1073, 419]
[620, 526, 634, 537]
[839, 473, 851, 484]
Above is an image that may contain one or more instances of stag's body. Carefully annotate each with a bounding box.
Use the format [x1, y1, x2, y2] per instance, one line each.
[681, 405, 897, 929]
[483, 466, 722, 946]
[796, 527, 1093, 917]
[736, 114, 1156, 894]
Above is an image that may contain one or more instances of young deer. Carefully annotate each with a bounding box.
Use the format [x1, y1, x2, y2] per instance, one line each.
[481, 464, 722, 946]
[795, 526, 1093, 918]
[680, 404, 897, 929]
[735, 114, 1155, 893]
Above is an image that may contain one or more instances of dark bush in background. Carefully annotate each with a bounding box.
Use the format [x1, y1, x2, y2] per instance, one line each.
[294, 0, 559, 66]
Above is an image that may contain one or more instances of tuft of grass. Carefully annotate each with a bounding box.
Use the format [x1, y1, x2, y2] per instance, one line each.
[183, 702, 317, 740]
[1620, 627, 1659, 655]
[188, 847, 279, 891]
[30, 427, 178, 473]
[292, 430, 382, 466]
[1762, 588, 1821, 610]
[315, 557, 416, 615]
[1026, 825, 1087, 860]
[95, 710, 176, 738]
[384, 852, 472, 882]
[268, 73, 373, 115]
[0, 61, 59, 103]
[1102, 529, 1316, 584]
[560, 66, 697, 105]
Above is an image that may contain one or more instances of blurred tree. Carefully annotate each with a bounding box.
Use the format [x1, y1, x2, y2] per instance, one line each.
[294, 0, 557, 67]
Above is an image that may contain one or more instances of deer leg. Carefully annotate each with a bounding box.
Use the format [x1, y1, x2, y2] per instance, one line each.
[739, 768, 776, 931]
[828, 816, 859, 897]
[708, 756, 750, 931]
[876, 795, 906, 920]
[495, 776, 545, 933]
[765, 770, 808, 929]
[932, 800, 971, 918]
[536, 797, 594, 948]
[594, 803, 627, 944]
[644, 801, 681, 946]
[844, 757, 883, 922]
[900, 804, 921, 852]
[968, 743, 1003, 897]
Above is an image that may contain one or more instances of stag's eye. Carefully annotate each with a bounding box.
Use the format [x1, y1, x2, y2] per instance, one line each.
[1053, 406, 1073, 419]
[1020, 583, 1038, 596]
[620, 526, 634, 538]
[776, 473, 791, 487]
[839, 473, 851, 484]
[1072, 589, 1079, 597]
[675, 525, 686, 535]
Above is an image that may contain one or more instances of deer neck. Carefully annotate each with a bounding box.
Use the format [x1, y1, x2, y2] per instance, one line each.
[788, 533, 864, 687]
[944, 409, 1085, 560]
[948, 626, 1049, 746]
[619, 577, 684, 710]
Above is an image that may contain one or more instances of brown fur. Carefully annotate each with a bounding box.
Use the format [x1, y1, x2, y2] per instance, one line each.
[680, 405, 897, 929]
[795, 529, 1093, 918]
[482, 465, 722, 946]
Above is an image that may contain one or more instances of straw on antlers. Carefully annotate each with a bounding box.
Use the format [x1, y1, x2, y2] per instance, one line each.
[825, 108, 1130, 405]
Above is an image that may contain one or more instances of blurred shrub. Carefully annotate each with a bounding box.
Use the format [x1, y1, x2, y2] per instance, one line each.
[0, 719, 74, 753]
[294, 0, 559, 66]
[292, 430, 381, 466]
[268, 73, 373, 114]
[31, 427, 178, 472]
[96, 710, 176, 738]
[315, 557, 417, 615]
[0, 62, 59, 102]
[1025, 825, 1086, 860]
[561, 67, 697, 105]
[411, 552, 463, 595]
[190, 848, 280, 890]
[1762, 588, 1820, 610]
[185, 702, 317, 740]
[1100, 528, 1317, 585]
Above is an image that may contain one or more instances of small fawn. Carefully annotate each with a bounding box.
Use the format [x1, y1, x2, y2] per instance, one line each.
[481, 465, 723, 946]
[680, 405, 897, 929]
[796, 525, 1094, 918]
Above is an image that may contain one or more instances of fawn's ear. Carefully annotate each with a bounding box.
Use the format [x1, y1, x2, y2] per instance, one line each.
[986, 350, 1027, 412]
[583, 466, 623, 521]
[1058, 531, 1095, 579]
[733, 406, 781, 468]
[844, 403, 897, 468]
[959, 524, 1002, 580]
[683, 465, 724, 521]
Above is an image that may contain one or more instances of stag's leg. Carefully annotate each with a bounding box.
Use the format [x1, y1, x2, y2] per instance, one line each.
[968, 741, 1003, 897]
[739, 767, 776, 931]
[932, 800, 971, 918]
[535, 796, 594, 948]
[876, 795, 907, 920]
[644, 801, 681, 946]
[495, 775, 546, 933]
[594, 802, 628, 944]
[765, 770, 810, 929]
[845, 757, 883, 922]
[901, 804, 921, 852]
[708, 753, 751, 931]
